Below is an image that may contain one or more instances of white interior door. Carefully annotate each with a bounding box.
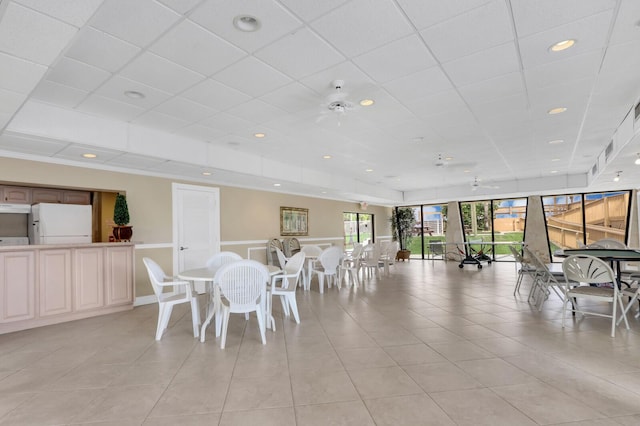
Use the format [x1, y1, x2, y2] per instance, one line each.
[172, 183, 220, 292]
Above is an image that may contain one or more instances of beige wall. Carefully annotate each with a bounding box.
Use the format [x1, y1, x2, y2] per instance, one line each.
[0, 157, 392, 298]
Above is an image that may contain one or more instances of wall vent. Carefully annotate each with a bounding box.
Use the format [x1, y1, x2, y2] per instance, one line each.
[604, 140, 614, 162]
[591, 163, 598, 176]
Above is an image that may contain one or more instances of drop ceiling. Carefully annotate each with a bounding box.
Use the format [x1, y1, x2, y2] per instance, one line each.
[1, 0, 640, 205]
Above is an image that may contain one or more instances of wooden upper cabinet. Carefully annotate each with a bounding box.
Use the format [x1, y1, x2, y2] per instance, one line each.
[63, 191, 91, 205]
[32, 188, 63, 204]
[1, 186, 31, 204]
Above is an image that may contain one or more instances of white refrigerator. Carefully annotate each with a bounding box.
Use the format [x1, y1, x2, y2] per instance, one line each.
[29, 203, 92, 244]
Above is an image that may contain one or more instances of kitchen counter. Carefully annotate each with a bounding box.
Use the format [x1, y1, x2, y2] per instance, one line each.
[0, 241, 134, 251]
[0, 242, 134, 334]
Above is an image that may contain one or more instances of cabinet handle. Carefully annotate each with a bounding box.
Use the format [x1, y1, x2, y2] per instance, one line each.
[179, 246, 189, 251]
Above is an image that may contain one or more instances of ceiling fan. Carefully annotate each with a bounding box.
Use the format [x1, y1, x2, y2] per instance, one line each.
[434, 154, 477, 170]
[471, 176, 500, 191]
[316, 80, 358, 125]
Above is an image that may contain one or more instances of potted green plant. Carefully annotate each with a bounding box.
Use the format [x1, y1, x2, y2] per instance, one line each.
[113, 193, 133, 242]
[391, 207, 415, 261]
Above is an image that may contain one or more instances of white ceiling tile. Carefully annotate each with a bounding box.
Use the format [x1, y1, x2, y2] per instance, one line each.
[153, 97, 218, 122]
[442, 42, 520, 87]
[0, 133, 69, 155]
[404, 89, 469, 118]
[119, 52, 205, 94]
[155, 0, 202, 15]
[518, 11, 614, 69]
[76, 94, 145, 121]
[0, 2, 78, 65]
[259, 82, 319, 114]
[190, 0, 303, 53]
[94, 75, 173, 109]
[311, 0, 413, 57]
[352, 35, 436, 83]
[174, 124, 226, 141]
[30, 80, 88, 108]
[524, 50, 601, 92]
[150, 20, 246, 76]
[0, 88, 27, 114]
[383, 67, 452, 102]
[181, 79, 252, 110]
[610, 1, 640, 44]
[300, 61, 376, 96]
[65, 27, 141, 72]
[226, 99, 287, 124]
[105, 152, 167, 170]
[89, 0, 181, 47]
[458, 72, 524, 106]
[396, 0, 493, 30]
[14, 0, 104, 28]
[278, 0, 350, 21]
[45, 57, 111, 92]
[131, 110, 190, 133]
[255, 27, 344, 79]
[419, 0, 513, 63]
[511, 0, 617, 38]
[213, 56, 291, 97]
[54, 143, 124, 162]
[200, 112, 255, 134]
[0, 51, 47, 94]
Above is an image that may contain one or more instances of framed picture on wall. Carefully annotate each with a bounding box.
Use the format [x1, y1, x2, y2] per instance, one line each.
[280, 206, 308, 236]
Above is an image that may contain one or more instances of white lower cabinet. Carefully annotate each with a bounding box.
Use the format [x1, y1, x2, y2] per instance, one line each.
[74, 247, 104, 311]
[39, 249, 73, 317]
[0, 244, 134, 333]
[0, 251, 35, 322]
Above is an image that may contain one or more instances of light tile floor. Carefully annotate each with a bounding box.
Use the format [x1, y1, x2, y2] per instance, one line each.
[2, 260, 640, 425]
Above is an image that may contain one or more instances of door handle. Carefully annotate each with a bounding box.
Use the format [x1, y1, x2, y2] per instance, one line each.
[179, 246, 189, 251]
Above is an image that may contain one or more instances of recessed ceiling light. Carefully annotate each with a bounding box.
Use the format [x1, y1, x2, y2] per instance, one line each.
[233, 15, 261, 32]
[323, 155, 332, 159]
[82, 153, 97, 158]
[550, 170, 558, 174]
[124, 90, 145, 99]
[202, 172, 212, 176]
[463, 169, 471, 173]
[550, 39, 575, 52]
[365, 168, 373, 172]
[614, 171, 621, 182]
[321, 191, 327, 194]
[359, 99, 374, 107]
[273, 183, 281, 187]
[548, 107, 567, 115]
[548, 139, 564, 144]
[634, 153, 640, 165]
[254, 132, 265, 138]
[445, 156, 453, 161]
[551, 158, 560, 162]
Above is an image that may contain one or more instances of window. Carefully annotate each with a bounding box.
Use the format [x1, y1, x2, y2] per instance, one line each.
[544, 191, 630, 252]
[343, 212, 374, 249]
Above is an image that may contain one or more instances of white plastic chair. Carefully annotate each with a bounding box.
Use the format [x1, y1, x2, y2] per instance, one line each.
[268, 252, 305, 331]
[201, 251, 242, 342]
[310, 246, 342, 293]
[301, 245, 323, 289]
[215, 260, 269, 349]
[340, 243, 364, 288]
[361, 243, 383, 279]
[143, 257, 201, 341]
[379, 241, 399, 275]
[275, 246, 288, 270]
[562, 254, 629, 337]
